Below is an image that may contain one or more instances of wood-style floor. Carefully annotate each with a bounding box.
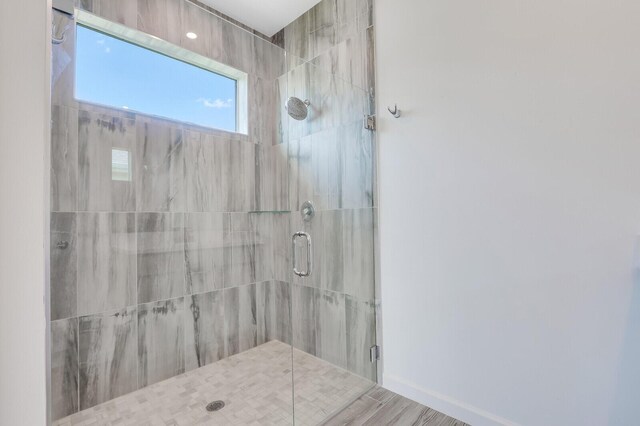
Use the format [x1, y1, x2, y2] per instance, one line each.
[321, 386, 470, 426]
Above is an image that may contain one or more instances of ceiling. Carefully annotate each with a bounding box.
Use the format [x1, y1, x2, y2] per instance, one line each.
[199, 0, 322, 37]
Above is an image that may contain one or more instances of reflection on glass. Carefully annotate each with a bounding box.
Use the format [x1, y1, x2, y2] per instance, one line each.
[111, 148, 131, 182]
[76, 25, 238, 131]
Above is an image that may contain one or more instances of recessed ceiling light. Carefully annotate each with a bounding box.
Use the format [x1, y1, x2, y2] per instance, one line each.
[186, 32, 198, 40]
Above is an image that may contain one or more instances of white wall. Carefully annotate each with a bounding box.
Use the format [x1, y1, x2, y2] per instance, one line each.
[0, 0, 50, 424]
[375, 1, 640, 425]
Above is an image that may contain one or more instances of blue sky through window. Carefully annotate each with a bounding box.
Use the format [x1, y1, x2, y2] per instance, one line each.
[75, 25, 237, 131]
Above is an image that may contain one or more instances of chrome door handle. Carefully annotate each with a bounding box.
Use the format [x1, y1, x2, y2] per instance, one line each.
[292, 231, 312, 277]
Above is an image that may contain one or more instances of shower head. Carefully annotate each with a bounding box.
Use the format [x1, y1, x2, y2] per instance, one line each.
[286, 97, 311, 121]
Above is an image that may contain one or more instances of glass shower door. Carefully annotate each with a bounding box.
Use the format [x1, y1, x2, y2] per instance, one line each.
[284, 53, 378, 424]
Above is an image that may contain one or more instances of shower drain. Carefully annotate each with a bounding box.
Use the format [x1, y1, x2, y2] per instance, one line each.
[206, 400, 225, 412]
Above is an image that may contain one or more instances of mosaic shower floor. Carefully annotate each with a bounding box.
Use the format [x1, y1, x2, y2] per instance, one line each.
[54, 341, 374, 426]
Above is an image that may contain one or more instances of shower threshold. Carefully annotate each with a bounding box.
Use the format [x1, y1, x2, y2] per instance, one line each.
[53, 341, 373, 426]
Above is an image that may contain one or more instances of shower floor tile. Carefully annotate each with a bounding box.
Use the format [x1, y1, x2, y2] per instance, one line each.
[53, 341, 374, 426]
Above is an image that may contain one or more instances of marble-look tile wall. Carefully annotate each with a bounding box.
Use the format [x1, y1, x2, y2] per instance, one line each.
[282, 0, 379, 386]
[49, 0, 292, 420]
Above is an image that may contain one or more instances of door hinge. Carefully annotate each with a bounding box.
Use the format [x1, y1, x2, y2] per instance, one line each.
[364, 114, 376, 131]
[370, 345, 381, 363]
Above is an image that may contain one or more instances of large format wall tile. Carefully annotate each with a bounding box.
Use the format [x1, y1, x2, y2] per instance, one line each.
[315, 288, 347, 368]
[284, 11, 310, 66]
[253, 213, 288, 284]
[289, 123, 373, 212]
[77, 0, 138, 27]
[224, 284, 257, 356]
[184, 131, 229, 212]
[51, 213, 77, 320]
[256, 281, 269, 345]
[135, 121, 185, 212]
[346, 295, 376, 381]
[227, 140, 256, 212]
[253, 36, 286, 81]
[256, 142, 289, 211]
[136, 0, 181, 45]
[309, 14, 373, 93]
[137, 213, 185, 304]
[184, 290, 225, 370]
[339, 123, 374, 209]
[307, 63, 367, 136]
[336, 0, 372, 29]
[343, 208, 375, 302]
[253, 214, 272, 283]
[288, 136, 314, 212]
[249, 76, 277, 146]
[51, 318, 79, 421]
[138, 298, 185, 386]
[77, 213, 136, 316]
[321, 210, 345, 293]
[257, 281, 291, 345]
[225, 213, 256, 286]
[235, 212, 291, 285]
[208, 13, 232, 66]
[221, 17, 255, 74]
[184, 212, 226, 294]
[78, 307, 137, 410]
[292, 284, 316, 355]
[307, 0, 337, 59]
[51, 106, 78, 212]
[179, 0, 213, 58]
[271, 213, 292, 282]
[78, 109, 137, 211]
[314, 128, 342, 210]
[288, 127, 345, 211]
[273, 282, 291, 345]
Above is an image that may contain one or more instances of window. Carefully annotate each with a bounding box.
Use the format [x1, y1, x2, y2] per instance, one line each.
[74, 11, 247, 133]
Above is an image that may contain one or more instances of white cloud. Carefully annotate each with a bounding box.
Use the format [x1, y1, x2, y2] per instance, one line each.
[96, 39, 111, 53]
[196, 98, 234, 109]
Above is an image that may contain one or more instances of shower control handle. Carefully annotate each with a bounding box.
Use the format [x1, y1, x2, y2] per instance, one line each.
[292, 232, 312, 277]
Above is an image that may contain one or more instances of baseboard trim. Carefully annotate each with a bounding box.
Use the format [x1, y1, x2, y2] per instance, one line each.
[383, 374, 520, 426]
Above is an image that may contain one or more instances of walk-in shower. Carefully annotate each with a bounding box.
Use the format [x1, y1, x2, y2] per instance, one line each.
[48, 0, 378, 424]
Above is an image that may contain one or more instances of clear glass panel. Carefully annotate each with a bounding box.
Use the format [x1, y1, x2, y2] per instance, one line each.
[49, 2, 295, 424]
[285, 49, 378, 426]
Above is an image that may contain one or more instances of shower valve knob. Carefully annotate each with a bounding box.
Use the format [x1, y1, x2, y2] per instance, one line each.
[300, 201, 316, 222]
